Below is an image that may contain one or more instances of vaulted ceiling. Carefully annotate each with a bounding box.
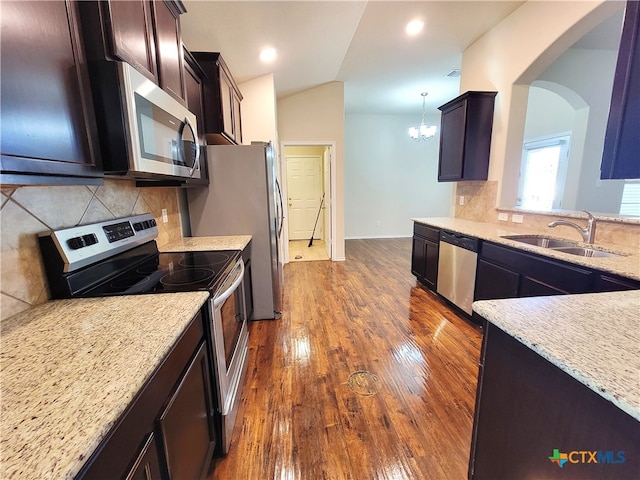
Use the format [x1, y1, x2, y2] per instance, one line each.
[181, 1, 524, 115]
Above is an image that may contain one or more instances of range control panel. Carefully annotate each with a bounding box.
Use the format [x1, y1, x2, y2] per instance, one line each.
[40, 213, 159, 272]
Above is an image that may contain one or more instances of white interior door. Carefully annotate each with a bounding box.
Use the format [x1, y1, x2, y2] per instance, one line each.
[286, 155, 323, 240]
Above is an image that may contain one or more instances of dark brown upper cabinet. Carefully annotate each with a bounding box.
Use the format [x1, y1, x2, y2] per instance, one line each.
[601, 0, 640, 179]
[181, 48, 209, 186]
[152, 0, 186, 103]
[437, 91, 497, 182]
[79, 0, 186, 104]
[0, 0, 103, 185]
[191, 52, 243, 145]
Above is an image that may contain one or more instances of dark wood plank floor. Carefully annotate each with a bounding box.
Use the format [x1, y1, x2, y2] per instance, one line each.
[209, 238, 482, 479]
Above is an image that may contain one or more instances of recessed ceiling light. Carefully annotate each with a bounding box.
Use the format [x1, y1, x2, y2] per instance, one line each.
[405, 19, 424, 36]
[260, 47, 277, 63]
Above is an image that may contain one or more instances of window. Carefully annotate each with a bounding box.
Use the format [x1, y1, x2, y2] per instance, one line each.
[517, 134, 571, 211]
[620, 182, 640, 216]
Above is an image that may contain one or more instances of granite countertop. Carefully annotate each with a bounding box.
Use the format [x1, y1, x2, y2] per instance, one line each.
[473, 290, 640, 422]
[0, 292, 210, 480]
[412, 217, 640, 281]
[161, 235, 252, 252]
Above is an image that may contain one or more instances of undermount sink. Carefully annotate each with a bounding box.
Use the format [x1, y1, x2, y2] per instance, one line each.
[500, 235, 625, 258]
[501, 235, 577, 248]
[551, 246, 623, 258]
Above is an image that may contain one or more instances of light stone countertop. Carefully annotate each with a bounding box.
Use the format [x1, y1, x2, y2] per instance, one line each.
[161, 235, 252, 252]
[0, 292, 210, 480]
[473, 290, 640, 422]
[412, 217, 640, 281]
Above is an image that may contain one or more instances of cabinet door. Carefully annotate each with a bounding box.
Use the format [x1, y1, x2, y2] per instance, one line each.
[0, 0, 103, 184]
[152, 0, 186, 103]
[411, 236, 427, 279]
[520, 277, 565, 297]
[474, 259, 520, 301]
[184, 50, 205, 137]
[158, 342, 215, 480]
[233, 91, 243, 144]
[107, 0, 158, 81]
[219, 68, 235, 141]
[601, 0, 640, 179]
[594, 273, 640, 292]
[124, 433, 164, 480]
[424, 239, 439, 291]
[438, 101, 466, 181]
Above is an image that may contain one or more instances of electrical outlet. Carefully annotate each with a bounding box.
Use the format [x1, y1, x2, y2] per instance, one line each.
[498, 212, 509, 222]
[511, 214, 524, 224]
[162, 208, 169, 223]
[459, 196, 465, 206]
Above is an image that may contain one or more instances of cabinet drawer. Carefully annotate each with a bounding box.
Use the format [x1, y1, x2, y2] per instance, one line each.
[413, 223, 440, 242]
[480, 242, 593, 294]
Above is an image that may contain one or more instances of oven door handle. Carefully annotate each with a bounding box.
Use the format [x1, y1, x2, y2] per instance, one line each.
[213, 261, 244, 308]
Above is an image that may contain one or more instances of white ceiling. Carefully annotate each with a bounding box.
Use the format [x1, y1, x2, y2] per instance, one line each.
[181, 1, 524, 115]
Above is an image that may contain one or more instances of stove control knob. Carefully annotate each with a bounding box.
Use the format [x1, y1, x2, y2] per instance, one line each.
[67, 236, 86, 250]
[83, 234, 98, 246]
[149, 218, 157, 227]
[133, 222, 143, 231]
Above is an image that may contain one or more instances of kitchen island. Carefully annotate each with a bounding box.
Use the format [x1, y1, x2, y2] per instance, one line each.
[469, 291, 640, 479]
[0, 292, 210, 480]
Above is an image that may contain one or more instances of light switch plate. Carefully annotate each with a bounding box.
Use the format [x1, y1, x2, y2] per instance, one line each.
[498, 212, 509, 222]
[511, 214, 524, 224]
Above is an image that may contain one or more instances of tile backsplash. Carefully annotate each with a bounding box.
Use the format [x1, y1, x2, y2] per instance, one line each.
[1, 179, 182, 321]
[455, 181, 640, 249]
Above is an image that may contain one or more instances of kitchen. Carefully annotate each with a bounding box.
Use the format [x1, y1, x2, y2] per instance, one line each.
[2, 1, 640, 479]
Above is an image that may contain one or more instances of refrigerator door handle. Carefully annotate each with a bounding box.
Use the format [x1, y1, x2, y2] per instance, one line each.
[276, 178, 284, 237]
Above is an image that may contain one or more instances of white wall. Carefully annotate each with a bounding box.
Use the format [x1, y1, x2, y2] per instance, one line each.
[345, 113, 452, 238]
[239, 74, 278, 145]
[277, 82, 345, 260]
[535, 47, 623, 213]
[459, 0, 620, 209]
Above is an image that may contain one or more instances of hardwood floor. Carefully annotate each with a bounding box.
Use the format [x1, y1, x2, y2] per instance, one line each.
[209, 238, 482, 479]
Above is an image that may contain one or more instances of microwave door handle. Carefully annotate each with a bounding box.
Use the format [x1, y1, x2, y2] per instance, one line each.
[213, 261, 244, 308]
[180, 116, 200, 177]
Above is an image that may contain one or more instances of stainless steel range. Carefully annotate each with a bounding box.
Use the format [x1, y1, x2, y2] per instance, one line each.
[38, 213, 249, 454]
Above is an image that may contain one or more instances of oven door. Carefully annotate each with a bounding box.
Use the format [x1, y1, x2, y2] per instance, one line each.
[211, 259, 248, 453]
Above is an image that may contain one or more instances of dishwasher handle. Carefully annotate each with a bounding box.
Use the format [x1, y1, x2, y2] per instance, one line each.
[440, 231, 480, 253]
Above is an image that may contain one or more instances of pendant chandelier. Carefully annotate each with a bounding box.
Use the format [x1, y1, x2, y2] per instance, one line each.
[409, 92, 437, 141]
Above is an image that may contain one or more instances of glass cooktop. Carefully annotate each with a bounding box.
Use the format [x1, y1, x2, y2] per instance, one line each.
[81, 249, 241, 296]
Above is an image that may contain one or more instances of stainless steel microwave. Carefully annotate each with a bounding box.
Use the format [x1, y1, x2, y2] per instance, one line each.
[90, 61, 202, 181]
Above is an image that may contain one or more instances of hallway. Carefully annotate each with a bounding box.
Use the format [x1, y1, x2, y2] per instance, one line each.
[210, 238, 482, 479]
[288, 239, 330, 262]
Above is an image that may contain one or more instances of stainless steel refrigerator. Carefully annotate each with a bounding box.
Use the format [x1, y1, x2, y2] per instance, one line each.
[187, 142, 283, 320]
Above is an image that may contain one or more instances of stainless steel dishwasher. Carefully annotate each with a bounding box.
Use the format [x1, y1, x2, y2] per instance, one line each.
[437, 231, 479, 315]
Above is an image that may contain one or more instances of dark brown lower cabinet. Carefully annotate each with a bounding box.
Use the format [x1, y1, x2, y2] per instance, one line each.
[76, 311, 216, 480]
[411, 223, 439, 291]
[469, 322, 640, 480]
[474, 259, 519, 301]
[126, 434, 163, 480]
[474, 241, 594, 301]
[158, 342, 215, 480]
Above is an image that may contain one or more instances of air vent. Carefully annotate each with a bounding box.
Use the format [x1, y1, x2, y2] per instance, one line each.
[446, 69, 461, 78]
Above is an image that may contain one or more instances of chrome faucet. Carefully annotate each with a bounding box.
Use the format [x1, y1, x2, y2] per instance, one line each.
[548, 210, 596, 244]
